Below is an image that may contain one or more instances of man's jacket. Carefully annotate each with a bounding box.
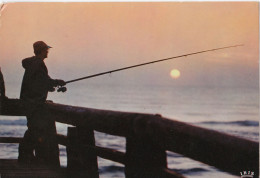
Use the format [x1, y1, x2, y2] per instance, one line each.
[20, 56, 57, 103]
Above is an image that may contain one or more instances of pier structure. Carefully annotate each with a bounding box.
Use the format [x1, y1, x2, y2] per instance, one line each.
[0, 69, 258, 177]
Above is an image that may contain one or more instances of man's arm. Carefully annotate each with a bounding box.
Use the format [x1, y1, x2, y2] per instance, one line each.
[48, 76, 66, 92]
[37, 61, 66, 92]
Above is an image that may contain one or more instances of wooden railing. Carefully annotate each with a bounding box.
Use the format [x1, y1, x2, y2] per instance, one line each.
[0, 98, 258, 178]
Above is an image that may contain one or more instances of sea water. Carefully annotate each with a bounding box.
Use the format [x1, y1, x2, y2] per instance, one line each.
[0, 83, 258, 178]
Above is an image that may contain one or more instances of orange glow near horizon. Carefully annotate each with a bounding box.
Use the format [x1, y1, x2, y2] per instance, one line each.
[0, 2, 258, 87]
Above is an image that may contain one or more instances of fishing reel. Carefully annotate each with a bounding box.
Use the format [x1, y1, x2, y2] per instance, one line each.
[57, 86, 67, 92]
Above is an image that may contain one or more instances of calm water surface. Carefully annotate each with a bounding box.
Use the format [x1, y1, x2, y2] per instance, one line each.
[0, 84, 258, 177]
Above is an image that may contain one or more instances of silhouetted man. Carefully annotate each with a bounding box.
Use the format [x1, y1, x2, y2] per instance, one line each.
[18, 41, 66, 167]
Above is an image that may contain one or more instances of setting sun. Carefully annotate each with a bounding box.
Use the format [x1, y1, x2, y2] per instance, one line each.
[170, 69, 181, 79]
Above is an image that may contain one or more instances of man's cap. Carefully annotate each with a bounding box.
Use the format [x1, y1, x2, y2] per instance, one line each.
[33, 41, 52, 53]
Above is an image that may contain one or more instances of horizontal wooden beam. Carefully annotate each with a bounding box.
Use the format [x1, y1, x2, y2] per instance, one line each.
[85, 144, 125, 165]
[47, 102, 138, 137]
[0, 134, 125, 165]
[56, 134, 68, 146]
[1, 99, 25, 116]
[0, 137, 22, 143]
[45, 102, 260, 176]
[0, 159, 68, 177]
[142, 116, 259, 176]
[1, 99, 258, 176]
[57, 134, 125, 164]
[157, 168, 185, 178]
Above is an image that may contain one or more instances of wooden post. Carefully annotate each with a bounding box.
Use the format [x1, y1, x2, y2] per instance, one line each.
[0, 68, 6, 114]
[0, 67, 5, 98]
[67, 126, 99, 178]
[125, 117, 184, 178]
[125, 135, 178, 178]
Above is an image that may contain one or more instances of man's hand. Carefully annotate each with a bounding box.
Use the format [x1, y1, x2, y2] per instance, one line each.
[49, 87, 55, 92]
[55, 79, 66, 86]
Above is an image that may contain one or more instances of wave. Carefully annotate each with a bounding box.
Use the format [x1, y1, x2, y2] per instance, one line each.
[196, 120, 259, 127]
[171, 167, 209, 175]
[0, 119, 27, 126]
[3, 119, 257, 127]
[167, 152, 183, 158]
[99, 165, 124, 173]
[99, 166, 209, 176]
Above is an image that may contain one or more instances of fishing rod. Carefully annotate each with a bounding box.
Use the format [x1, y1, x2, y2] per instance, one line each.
[57, 44, 243, 92]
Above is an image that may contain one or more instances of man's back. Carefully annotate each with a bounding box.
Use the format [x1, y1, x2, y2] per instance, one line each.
[20, 56, 52, 103]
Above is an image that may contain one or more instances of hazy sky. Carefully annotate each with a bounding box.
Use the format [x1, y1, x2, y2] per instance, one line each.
[0, 2, 258, 95]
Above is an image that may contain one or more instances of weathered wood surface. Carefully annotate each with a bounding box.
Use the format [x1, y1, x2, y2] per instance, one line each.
[0, 136, 181, 177]
[0, 135, 126, 165]
[0, 68, 6, 115]
[0, 68, 6, 98]
[125, 134, 169, 178]
[0, 159, 68, 178]
[80, 143, 126, 165]
[67, 127, 99, 178]
[1, 99, 259, 176]
[0, 137, 22, 143]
